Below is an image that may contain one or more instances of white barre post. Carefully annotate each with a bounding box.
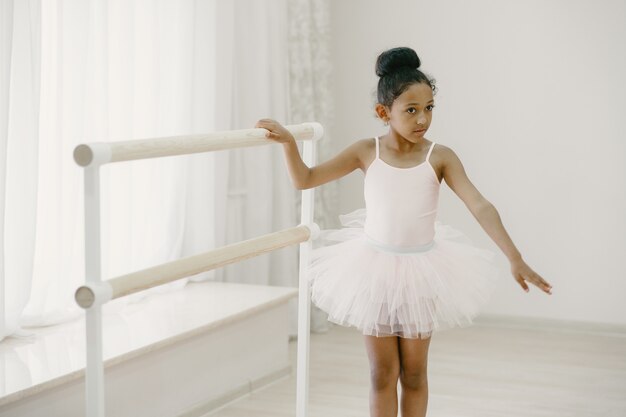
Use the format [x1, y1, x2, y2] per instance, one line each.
[84, 167, 105, 417]
[296, 137, 317, 417]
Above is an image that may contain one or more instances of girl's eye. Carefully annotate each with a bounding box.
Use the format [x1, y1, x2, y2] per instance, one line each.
[407, 108, 416, 114]
[426, 105, 435, 111]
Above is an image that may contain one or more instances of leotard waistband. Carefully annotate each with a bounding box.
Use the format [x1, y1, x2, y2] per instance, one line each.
[364, 234, 435, 255]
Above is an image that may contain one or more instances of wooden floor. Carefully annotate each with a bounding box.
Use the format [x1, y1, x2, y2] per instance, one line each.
[205, 320, 626, 417]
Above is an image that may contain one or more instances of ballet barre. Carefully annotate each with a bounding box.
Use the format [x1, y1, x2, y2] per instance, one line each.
[74, 122, 323, 417]
[75, 225, 316, 308]
[73, 122, 323, 167]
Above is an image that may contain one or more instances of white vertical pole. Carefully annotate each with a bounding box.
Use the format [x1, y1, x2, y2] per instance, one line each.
[296, 139, 317, 417]
[84, 167, 106, 417]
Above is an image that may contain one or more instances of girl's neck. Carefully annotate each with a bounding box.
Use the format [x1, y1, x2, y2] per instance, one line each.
[382, 132, 429, 154]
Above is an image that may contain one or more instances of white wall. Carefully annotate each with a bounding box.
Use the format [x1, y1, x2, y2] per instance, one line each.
[327, 0, 626, 326]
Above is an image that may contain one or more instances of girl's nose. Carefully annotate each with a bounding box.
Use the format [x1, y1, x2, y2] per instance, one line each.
[417, 114, 427, 125]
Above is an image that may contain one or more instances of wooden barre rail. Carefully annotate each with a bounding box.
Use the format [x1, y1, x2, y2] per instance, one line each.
[73, 122, 323, 167]
[75, 223, 318, 309]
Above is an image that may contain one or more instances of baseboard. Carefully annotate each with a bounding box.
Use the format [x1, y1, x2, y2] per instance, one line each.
[177, 366, 292, 417]
[475, 313, 626, 337]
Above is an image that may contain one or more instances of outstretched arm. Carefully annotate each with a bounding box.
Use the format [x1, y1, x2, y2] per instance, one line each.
[255, 118, 363, 190]
[439, 145, 553, 295]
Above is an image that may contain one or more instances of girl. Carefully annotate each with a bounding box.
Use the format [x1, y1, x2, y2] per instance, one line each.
[255, 46, 552, 417]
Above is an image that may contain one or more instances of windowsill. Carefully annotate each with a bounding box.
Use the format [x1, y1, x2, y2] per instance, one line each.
[0, 281, 298, 407]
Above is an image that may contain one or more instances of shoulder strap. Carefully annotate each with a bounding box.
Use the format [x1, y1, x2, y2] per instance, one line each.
[426, 142, 436, 162]
[374, 136, 380, 159]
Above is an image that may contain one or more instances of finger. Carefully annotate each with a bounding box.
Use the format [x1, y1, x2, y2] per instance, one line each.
[528, 274, 552, 295]
[516, 276, 529, 293]
[256, 119, 275, 128]
[533, 274, 552, 290]
[532, 272, 551, 287]
[542, 280, 553, 295]
[258, 127, 272, 136]
[259, 119, 276, 129]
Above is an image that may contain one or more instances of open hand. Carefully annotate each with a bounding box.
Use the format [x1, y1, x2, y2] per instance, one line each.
[510, 258, 552, 295]
[255, 119, 295, 144]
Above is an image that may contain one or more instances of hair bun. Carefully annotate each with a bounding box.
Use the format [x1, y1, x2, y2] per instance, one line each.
[375, 47, 421, 77]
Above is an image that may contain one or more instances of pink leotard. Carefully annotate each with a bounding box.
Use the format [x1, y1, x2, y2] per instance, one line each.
[364, 137, 438, 250]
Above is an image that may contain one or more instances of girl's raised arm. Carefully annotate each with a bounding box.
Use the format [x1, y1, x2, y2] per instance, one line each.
[439, 144, 553, 295]
[255, 118, 364, 190]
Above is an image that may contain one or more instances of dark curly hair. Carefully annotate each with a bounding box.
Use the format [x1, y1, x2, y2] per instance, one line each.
[376, 47, 437, 107]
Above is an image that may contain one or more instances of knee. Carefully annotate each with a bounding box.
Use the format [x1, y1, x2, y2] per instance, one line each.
[399, 366, 428, 390]
[370, 364, 400, 391]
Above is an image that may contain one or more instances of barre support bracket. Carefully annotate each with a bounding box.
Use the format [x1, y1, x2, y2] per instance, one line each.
[75, 281, 113, 309]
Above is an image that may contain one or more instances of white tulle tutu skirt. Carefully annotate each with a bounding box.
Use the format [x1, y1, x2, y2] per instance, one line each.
[306, 209, 501, 339]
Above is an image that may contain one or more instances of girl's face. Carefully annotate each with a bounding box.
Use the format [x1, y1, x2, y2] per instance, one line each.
[380, 82, 434, 142]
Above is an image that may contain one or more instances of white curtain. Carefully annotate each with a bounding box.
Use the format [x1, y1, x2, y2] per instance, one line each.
[1, 0, 41, 340]
[1, 0, 333, 343]
[206, 0, 303, 335]
[286, 0, 337, 333]
[0, 0, 221, 341]
[214, 0, 337, 335]
[212, 0, 294, 286]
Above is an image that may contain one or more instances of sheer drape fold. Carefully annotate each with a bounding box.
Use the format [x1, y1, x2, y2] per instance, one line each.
[1, 0, 42, 340]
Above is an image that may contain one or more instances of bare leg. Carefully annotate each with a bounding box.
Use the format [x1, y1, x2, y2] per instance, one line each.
[398, 334, 432, 417]
[363, 335, 401, 417]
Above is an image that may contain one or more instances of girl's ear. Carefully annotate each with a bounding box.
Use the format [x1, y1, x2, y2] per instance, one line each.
[375, 103, 390, 124]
